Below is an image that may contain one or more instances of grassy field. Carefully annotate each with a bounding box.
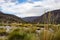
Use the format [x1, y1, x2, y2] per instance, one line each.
[0, 23, 60, 40]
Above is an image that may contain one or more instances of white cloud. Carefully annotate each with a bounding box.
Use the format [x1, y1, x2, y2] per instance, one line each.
[0, 0, 60, 17]
[42, 0, 60, 9]
[0, 0, 41, 17]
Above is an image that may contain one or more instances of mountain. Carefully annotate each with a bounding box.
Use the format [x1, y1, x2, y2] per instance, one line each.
[1, 9, 60, 24]
[22, 16, 39, 23]
[33, 9, 60, 24]
[0, 11, 26, 23]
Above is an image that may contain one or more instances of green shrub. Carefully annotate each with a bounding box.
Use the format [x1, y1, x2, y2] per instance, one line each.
[24, 33, 37, 40]
[8, 28, 38, 40]
[8, 28, 26, 40]
[8, 33, 25, 40]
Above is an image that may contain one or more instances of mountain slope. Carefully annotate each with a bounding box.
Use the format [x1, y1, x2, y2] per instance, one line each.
[22, 16, 39, 23]
[0, 11, 26, 23]
[33, 9, 60, 24]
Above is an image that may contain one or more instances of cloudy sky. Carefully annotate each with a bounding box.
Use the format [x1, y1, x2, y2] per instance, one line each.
[0, 0, 60, 18]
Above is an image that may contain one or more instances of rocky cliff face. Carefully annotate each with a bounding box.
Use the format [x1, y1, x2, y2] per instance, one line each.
[32, 9, 60, 24]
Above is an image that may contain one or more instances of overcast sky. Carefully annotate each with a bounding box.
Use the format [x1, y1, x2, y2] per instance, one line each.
[0, 0, 60, 18]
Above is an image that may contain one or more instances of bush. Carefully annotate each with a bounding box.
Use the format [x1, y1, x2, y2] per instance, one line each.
[24, 33, 37, 40]
[8, 33, 25, 40]
[8, 28, 26, 40]
[8, 28, 38, 40]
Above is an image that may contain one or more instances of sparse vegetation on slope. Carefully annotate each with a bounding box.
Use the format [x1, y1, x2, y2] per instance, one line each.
[0, 11, 27, 24]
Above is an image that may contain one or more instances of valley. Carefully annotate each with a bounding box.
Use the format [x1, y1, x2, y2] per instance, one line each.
[0, 9, 60, 40]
